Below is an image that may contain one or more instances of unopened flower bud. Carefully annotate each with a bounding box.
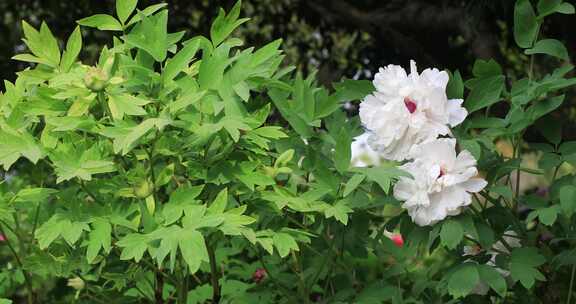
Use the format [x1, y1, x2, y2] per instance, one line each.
[83, 67, 109, 92]
[252, 268, 267, 283]
[133, 180, 153, 198]
[67, 277, 85, 290]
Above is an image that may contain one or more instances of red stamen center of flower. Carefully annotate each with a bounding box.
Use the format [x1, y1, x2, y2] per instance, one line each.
[404, 97, 417, 113]
[438, 168, 446, 178]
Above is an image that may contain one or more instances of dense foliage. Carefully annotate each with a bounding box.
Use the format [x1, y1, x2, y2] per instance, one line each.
[1, 0, 576, 303]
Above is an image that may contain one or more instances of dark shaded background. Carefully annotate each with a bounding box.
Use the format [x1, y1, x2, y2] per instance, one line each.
[0, 0, 574, 81]
[1, 0, 575, 130]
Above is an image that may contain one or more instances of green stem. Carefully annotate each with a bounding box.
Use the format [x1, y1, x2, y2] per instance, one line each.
[0, 223, 34, 304]
[206, 239, 221, 304]
[291, 251, 309, 303]
[79, 179, 104, 205]
[569, 264, 576, 304]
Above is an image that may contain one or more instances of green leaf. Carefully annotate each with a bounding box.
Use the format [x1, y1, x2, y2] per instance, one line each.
[107, 94, 150, 120]
[251, 127, 288, 139]
[60, 26, 83, 72]
[210, 0, 250, 46]
[77, 14, 123, 31]
[11, 54, 53, 66]
[510, 247, 546, 289]
[273, 232, 299, 258]
[535, 115, 562, 144]
[14, 188, 58, 203]
[440, 219, 464, 250]
[35, 213, 90, 249]
[178, 230, 209, 273]
[538, 0, 562, 17]
[0, 122, 43, 169]
[472, 59, 503, 78]
[333, 79, 374, 102]
[362, 166, 408, 193]
[86, 219, 112, 263]
[447, 70, 464, 99]
[116, 0, 138, 24]
[343, 174, 366, 197]
[163, 38, 202, 82]
[50, 143, 116, 183]
[208, 188, 228, 214]
[530, 205, 560, 226]
[124, 10, 168, 62]
[556, 2, 575, 14]
[525, 39, 569, 60]
[39, 22, 61, 66]
[477, 264, 507, 297]
[447, 263, 480, 298]
[162, 185, 204, 225]
[560, 185, 576, 217]
[126, 3, 168, 27]
[514, 0, 539, 48]
[324, 200, 353, 225]
[117, 233, 150, 262]
[275, 149, 294, 167]
[465, 75, 505, 113]
[334, 127, 352, 173]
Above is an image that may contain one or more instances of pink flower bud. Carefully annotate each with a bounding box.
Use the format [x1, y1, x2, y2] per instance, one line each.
[390, 234, 404, 248]
[252, 268, 267, 283]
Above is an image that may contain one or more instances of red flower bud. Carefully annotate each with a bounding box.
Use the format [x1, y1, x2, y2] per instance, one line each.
[391, 234, 404, 248]
[253, 268, 267, 283]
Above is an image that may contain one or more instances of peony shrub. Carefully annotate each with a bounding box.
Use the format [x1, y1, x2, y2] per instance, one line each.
[1, 0, 576, 303]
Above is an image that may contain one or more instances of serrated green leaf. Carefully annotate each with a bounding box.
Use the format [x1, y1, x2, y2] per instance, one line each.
[324, 200, 353, 225]
[14, 188, 58, 203]
[107, 94, 150, 120]
[35, 213, 90, 249]
[179, 230, 209, 273]
[210, 0, 250, 46]
[124, 10, 168, 61]
[86, 219, 112, 263]
[163, 38, 203, 82]
[117, 233, 150, 262]
[162, 185, 204, 225]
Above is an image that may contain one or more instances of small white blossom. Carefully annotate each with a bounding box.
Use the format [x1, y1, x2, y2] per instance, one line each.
[393, 138, 487, 226]
[359, 61, 467, 161]
[350, 133, 383, 167]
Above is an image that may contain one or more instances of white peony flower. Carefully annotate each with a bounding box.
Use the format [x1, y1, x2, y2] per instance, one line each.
[393, 138, 487, 226]
[350, 133, 383, 167]
[359, 61, 467, 161]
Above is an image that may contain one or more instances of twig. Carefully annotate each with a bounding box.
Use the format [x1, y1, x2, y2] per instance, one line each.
[0, 223, 34, 304]
[206, 239, 221, 303]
